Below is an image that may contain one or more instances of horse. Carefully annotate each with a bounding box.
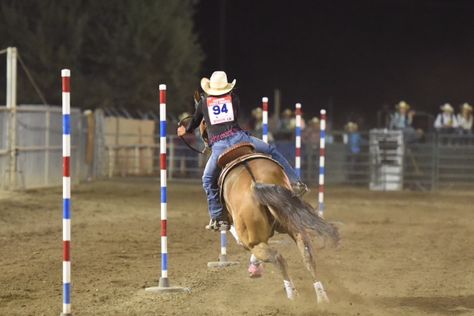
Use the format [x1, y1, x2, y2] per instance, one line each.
[179, 95, 339, 302]
[218, 144, 339, 302]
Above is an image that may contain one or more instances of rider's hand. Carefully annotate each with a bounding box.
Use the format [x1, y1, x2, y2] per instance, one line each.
[177, 125, 187, 137]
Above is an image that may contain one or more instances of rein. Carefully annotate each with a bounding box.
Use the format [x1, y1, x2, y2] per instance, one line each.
[178, 115, 207, 154]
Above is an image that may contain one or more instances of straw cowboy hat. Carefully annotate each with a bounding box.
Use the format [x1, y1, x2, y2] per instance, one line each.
[201, 71, 236, 96]
[282, 109, 293, 117]
[461, 103, 473, 112]
[396, 101, 410, 109]
[310, 117, 320, 125]
[345, 121, 358, 132]
[252, 107, 262, 117]
[178, 112, 191, 121]
[440, 103, 454, 112]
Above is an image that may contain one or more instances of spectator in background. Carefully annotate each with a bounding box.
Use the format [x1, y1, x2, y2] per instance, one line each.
[290, 111, 305, 132]
[389, 101, 415, 130]
[249, 107, 263, 137]
[344, 121, 362, 181]
[275, 109, 293, 140]
[434, 103, 458, 133]
[389, 101, 421, 143]
[302, 117, 320, 147]
[457, 103, 473, 135]
[345, 121, 361, 155]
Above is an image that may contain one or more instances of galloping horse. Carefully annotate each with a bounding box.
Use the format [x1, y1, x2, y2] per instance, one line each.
[180, 95, 339, 302]
[218, 143, 339, 302]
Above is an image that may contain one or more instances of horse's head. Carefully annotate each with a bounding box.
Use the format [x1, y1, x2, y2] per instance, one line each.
[194, 90, 208, 145]
[178, 91, 208, 146]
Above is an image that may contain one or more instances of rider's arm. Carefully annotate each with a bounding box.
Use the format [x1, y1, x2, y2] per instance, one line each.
[185, 99, 204, 133]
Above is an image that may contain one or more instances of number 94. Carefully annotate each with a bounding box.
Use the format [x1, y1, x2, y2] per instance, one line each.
[212, 104, 229, 115]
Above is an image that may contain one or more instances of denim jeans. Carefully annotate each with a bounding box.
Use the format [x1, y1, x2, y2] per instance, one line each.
[202, 130, 299, 220]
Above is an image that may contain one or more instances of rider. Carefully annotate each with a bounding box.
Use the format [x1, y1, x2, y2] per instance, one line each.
[177, 71, 307, 231]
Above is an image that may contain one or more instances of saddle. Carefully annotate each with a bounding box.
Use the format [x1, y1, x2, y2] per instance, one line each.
[217, 142, 283, 206]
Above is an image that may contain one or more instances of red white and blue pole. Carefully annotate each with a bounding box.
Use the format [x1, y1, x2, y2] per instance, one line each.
[295, 103, 302, 178]
[262, 97, 269, 143]
[146, 84, 188, 293]
[318, 109, 326, 218]
[158, 84, 169, 287]
[61, 69, 71, 316]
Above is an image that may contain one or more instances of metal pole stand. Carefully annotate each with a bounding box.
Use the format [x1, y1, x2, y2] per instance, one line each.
[145, 278, 190, 294]
[207, 227, 239, 268]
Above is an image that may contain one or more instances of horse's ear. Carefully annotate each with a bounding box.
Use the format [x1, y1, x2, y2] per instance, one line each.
[194, 90, 201, 104]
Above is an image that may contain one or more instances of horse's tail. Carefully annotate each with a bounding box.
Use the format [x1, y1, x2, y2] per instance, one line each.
[253, 183, 339, 245]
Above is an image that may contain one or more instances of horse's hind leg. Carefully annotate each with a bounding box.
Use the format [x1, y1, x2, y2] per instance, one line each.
[251, 242, 296, 299]
[295, 233, 329, 303]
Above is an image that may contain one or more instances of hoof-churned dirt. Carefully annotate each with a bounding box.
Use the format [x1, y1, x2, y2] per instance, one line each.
[1, 179, 473, 315]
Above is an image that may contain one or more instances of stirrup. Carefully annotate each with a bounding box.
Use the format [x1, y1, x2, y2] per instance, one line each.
[205, 219, 229, 231]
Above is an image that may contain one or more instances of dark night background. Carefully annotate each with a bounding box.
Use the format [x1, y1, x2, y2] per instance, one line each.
[196, 0, 474, 129]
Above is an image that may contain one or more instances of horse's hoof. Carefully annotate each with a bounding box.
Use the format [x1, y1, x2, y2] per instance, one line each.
[248, 263, 263, 278]
[284, 280, 296, 300]
[314, 281, 330, 303]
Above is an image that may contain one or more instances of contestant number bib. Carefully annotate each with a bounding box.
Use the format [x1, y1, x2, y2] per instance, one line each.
[207, 95, 234, 125]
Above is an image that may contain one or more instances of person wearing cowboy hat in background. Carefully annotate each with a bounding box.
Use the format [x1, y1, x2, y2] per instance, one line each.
[177, 71, 307, 231]
[457, 103, 473, 135]
[434, 103, 459, 133]
[249, 107, 264, 138]
[275, 109, 293, 141]
[389, 101, 415, 130]
[302, 117, 320, 147]
[343, 121, 363, 182]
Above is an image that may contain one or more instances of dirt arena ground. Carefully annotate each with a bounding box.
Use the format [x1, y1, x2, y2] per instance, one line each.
[1, 178, 473, 315]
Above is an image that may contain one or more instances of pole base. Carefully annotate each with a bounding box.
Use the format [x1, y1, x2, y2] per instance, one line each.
[145, 277, 190, 293]
[207, 255, 239, 268]
[60, 314, 72, 316]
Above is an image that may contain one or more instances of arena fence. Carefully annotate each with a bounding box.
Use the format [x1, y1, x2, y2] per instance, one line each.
[1, 106, 473, 192]
[155, 132, 474, 191]
[0, 105, 88, 190]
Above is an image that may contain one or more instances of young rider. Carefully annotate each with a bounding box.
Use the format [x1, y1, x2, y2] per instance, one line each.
[177, 71, 307, 231]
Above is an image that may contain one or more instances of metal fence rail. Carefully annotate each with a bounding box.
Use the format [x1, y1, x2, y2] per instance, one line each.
[1, 106, 473, 192]
[0, 105, 88, 190]
[144, 132, 473, 191]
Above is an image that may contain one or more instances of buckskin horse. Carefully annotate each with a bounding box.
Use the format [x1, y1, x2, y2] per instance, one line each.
[179, 101, 339, 302]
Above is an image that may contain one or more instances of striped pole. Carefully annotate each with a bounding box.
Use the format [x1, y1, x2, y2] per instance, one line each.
[146, 84, 188, 293]
[61, 69, 71, 316]
[158, 84, 169, 287]
[262, 97, 269, 143]
[318, 109, 326, 218]
[295, 103, 302, 178]
[220, 230, 227, 260]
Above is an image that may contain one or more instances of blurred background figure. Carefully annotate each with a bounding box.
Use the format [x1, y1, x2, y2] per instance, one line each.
[344, 121, 361, 156]
[344, 121, 362, 181]
[434, 103, 458, 133]
[289, 110, 305, 133]
[249, 107, 263, 138]
[276, 109, 293, 140]
[389, 101, 415, 130]
[389, 101, 420, 143]
[302, 117, 320, 148]
[457, 103, 473, 135]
